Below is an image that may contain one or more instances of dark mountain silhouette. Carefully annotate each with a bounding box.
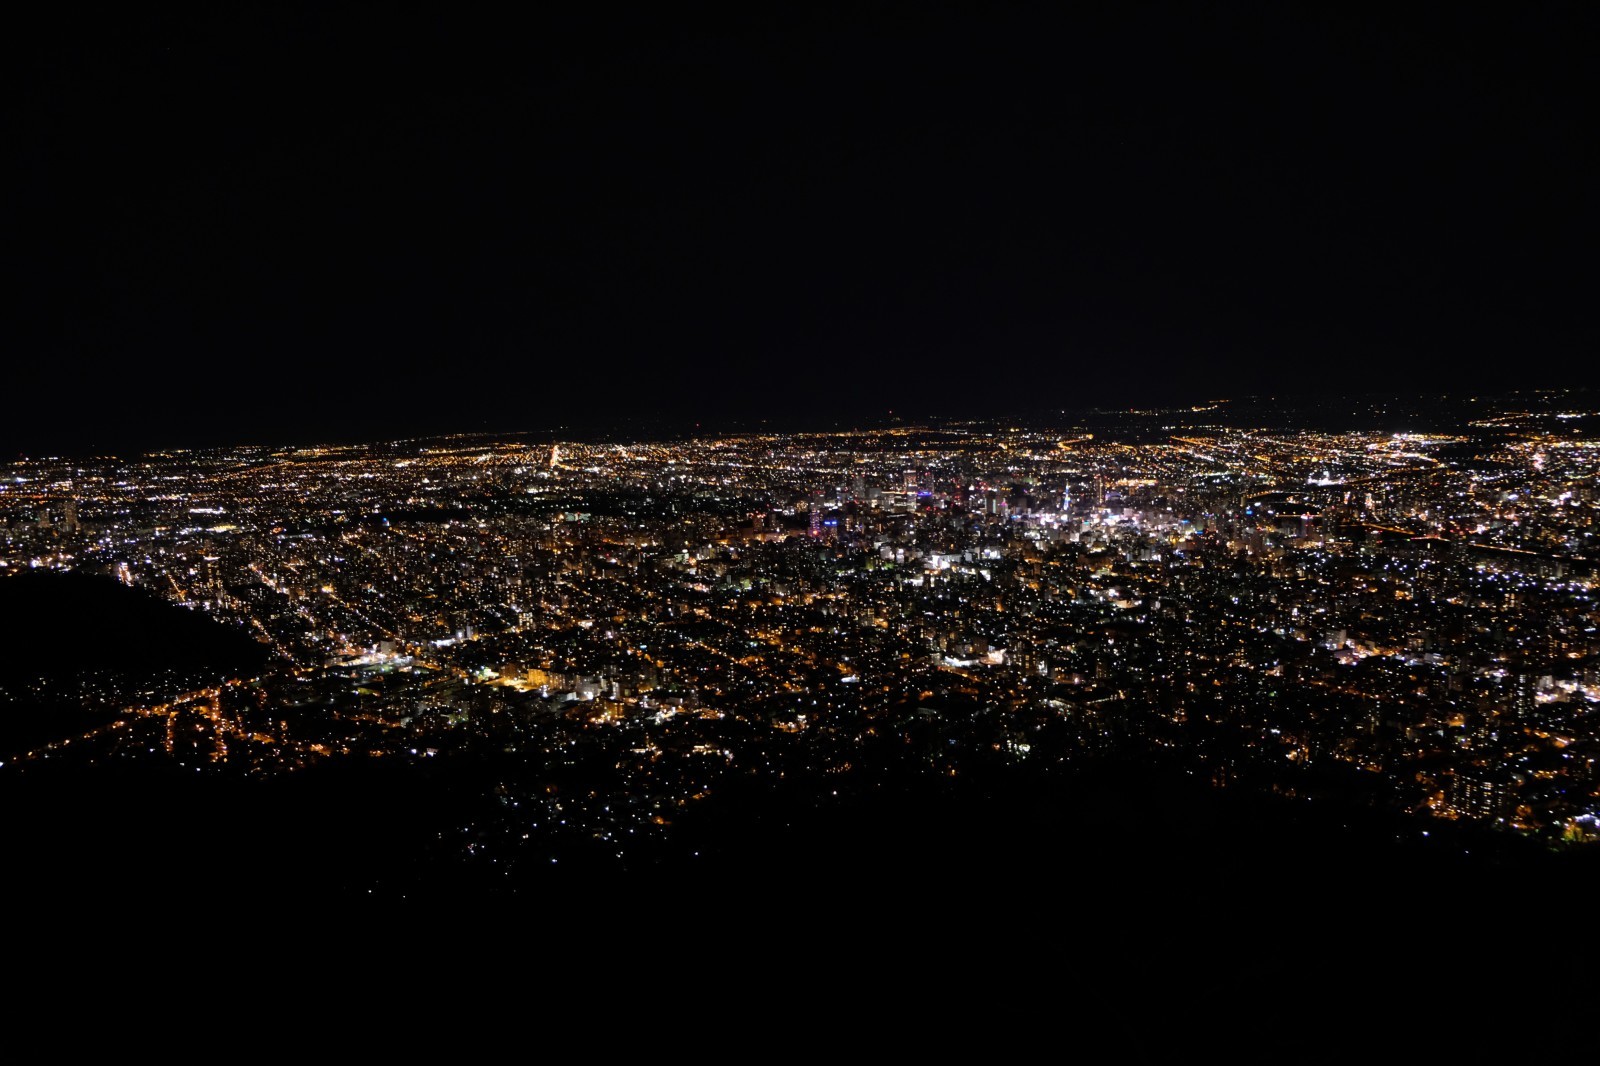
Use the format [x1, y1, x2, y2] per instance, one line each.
[0, 569, 267, 752]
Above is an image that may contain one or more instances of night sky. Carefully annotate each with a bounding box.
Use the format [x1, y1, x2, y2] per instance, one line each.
[13, 5, 1597, 455]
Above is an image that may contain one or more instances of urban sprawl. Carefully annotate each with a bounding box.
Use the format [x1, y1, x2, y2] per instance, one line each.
[5, 394, 1600, 880]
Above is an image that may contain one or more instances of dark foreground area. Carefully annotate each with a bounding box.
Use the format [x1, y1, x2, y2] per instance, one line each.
[5, 752, 1592, 915]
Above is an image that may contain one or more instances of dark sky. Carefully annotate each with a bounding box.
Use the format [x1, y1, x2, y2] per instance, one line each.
[12, 4, 1598, 454]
